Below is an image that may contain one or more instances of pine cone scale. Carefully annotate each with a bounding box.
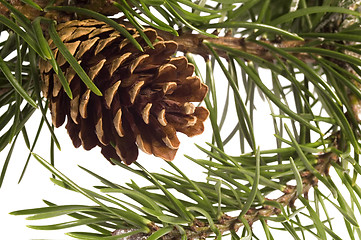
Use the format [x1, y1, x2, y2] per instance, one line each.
[65, 67, 76, 85]
[52, 74, 62, 97]
[57, 27, 77, 42]
[113, 107, 125, 138]
[79, 89, 91, 119]
[79, 115, 98, 150]
[136, 133, 152, 155]
[57, 41, 80, 67]
[70, 96, 80, 124]
[75, 37, 99, 59]
[157, 109, 167, 126]
[109, 52, 132, 76]
[67, 27, 97, 42]
[88, 58, 106, 80]
[65, 118, 81, 148]
[104, 80, 121, 109]
[94, 102, 112, 146]
[141, 103, 152, 124]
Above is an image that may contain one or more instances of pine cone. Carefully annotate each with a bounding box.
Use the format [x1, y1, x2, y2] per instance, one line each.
[39, 19, 209, 165]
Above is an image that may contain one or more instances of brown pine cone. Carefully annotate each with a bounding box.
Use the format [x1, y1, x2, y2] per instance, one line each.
[39, 19, 209, 165]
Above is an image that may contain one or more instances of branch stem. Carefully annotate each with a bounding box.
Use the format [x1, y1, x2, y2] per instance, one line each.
[157, 30, 312, 63]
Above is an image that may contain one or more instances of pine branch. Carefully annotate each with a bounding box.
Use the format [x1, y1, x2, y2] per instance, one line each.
[3, 1, 361, 239]
[112, 136, 340, 239]
[157, 30, 314, 63]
